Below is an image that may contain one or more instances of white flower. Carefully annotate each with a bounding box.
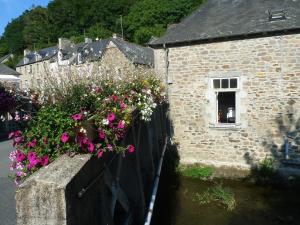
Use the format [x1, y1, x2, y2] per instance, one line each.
[102, 119, 109, 125]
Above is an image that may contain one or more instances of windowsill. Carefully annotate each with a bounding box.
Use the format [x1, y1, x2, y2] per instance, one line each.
[209, 123, 241, 130]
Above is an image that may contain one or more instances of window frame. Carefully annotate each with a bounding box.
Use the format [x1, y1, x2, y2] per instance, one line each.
[211, 77, 240, 126]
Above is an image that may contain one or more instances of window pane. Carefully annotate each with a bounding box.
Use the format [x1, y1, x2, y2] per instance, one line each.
[221, 79, 229, 88]
[213, 79, 220, 88]
[217, 92, 236, 123]
[230, 78, 238, 88]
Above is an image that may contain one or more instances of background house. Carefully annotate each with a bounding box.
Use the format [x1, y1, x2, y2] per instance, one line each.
[16, 35, 154, 90]
[0, 54, 14, 64]
[0, 63, 20, 88]
[150, 0, 300, 169]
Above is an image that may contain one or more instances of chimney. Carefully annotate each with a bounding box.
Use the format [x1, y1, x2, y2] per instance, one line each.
[112, 33, 123, 39]
[84, 37, 93, 44]
[58, 38, 72, 50]
[23, 57, 29, 64]
[24, 49, 31, 57]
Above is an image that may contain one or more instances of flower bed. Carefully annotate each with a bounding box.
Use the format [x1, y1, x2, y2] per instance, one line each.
[8, 75, 166, 185]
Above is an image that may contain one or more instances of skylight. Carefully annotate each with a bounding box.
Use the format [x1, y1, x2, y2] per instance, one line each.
[268, 10, 287, 21]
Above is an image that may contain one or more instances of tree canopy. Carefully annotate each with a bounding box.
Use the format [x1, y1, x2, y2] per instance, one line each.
[0, 0, 204, 67]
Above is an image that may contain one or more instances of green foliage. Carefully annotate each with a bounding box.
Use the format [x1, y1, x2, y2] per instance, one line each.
[86, 23, 113, 39]
[24, 105, 77, 160]
[23, 7, 51, 49]
[125, 0, 204, 43]
[193, 183, 236, 211]
[1, 0, 204, 54]
[55, 83, 98, 114]
[4, 55, 22, 69]
[181, 165, 214, 179]
[0, 38, 9, 56]
[3, 16, 25, 53]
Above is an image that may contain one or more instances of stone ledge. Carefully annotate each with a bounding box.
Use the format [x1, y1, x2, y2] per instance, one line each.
[16, 154, 92, 225]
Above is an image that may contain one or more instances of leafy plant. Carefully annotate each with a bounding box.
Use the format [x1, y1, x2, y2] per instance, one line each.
[193, 183, 236, 211]
[8, 74, 166, 185]
[181, 165, 214, 179]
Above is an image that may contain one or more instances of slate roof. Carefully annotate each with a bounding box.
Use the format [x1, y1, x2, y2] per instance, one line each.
[149, 0, 300, 47]
[17, 38, 154, 67]
[0, 54, 12, 63]
[0, 64, 21, 76]
[16, 46, 58, 67]
[112, 38, 154, 66]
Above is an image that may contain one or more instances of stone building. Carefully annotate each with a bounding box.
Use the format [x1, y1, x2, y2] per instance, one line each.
[150, 0, 300, 169]
[16, 35, 153, 90]
[0, 63, 20, 87]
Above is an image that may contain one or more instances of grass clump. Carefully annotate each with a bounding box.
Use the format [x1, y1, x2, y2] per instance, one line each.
[180, 165, 214, 179]
[193, 183, 236, 211]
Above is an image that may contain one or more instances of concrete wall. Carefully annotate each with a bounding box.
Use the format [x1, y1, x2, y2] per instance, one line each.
[15, 154, 111, 225]
[154, 33, 300, 169]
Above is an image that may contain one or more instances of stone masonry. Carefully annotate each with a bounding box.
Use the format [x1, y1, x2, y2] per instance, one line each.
[154, 33, 300, 169]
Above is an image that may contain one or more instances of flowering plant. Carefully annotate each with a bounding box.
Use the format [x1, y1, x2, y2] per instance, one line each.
[8, 74, 166, 185]
[0, 84, 17, 115]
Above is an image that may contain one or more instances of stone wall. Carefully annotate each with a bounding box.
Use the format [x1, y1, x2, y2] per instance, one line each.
[16, 61, 50, 90]
[154, 33, 300, 169]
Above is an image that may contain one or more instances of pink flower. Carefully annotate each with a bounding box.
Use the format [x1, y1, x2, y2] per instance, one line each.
[27, 163, 35, 170]
[16, 151, 26, 162]
[28, 139, 37, 148]
[107, 113, 116, 123]
[9, 151, 17, 162]
[128, 145, 135, 153]
[16, 171, 23, 177]
[107, 144, 113, 151]
[76, 132, 85, 143]
[28, 151, 37, 162]
[88, 142, 95, 153]
[40, 155, 49, 166]
[97, 150, 104, 158]
[120, 102, 127, 110]
[14, 130, 22, 137]
[112, 95, 119, 102]
[99, 130, 106, 140]
[8, 132, 14, 139]
[95, 87, 102, 93]
[71, 113, 82, 121]
[81, 137, 89, 145]
[15, 114, 20, 121]
[117, 120, 125, 129]
[9, 162, 16, 171]
[61, 132, 69, 143]
[28, 151, 39, 168]
[10, 130, 22, 138]
[13, 136, 24, 146]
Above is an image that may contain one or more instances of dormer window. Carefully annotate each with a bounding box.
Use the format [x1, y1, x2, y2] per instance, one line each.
[268, 10, 286, 21]
[78, 53, 83, 64]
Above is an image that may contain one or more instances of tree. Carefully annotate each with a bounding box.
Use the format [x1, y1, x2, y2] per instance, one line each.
[86, 23, 112, 39]
[23, 7, 52, 49]
[0, 37, 9, 57]
[125, 0, 204, 44]
[3, 16, 25, 53]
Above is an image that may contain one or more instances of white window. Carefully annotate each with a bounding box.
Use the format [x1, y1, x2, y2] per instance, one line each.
[212, 77, 239, 124]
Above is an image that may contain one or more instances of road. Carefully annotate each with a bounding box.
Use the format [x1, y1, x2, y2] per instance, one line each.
[0, 140, 16, 225]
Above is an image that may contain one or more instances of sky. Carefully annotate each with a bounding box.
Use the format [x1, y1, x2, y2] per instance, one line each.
[0, 0, 50, 36]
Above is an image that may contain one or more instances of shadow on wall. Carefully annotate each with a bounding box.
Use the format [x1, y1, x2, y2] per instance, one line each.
[244, 100, 300, 181]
